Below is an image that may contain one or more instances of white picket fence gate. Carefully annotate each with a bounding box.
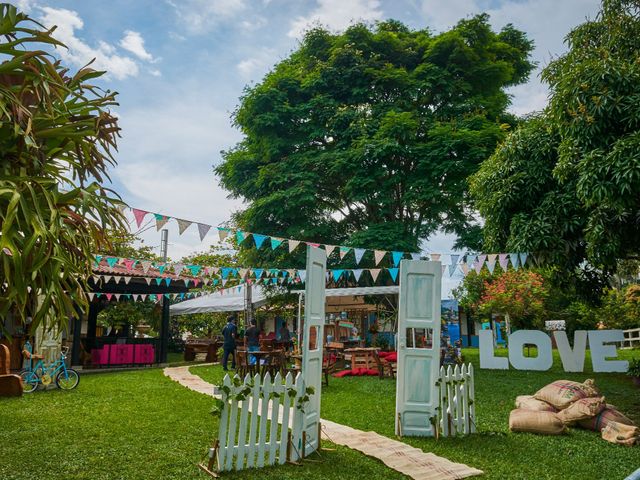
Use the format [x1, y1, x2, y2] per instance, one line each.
[206, 371, 308, 474]
[436, 363, 476, 437]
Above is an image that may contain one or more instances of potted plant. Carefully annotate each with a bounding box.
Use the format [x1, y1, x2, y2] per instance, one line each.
[627, 358, 640, 387]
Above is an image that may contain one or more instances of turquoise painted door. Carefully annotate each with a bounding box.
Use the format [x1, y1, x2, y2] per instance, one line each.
[395, 259, 442, 436]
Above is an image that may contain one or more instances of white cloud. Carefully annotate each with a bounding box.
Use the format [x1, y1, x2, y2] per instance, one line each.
[119, 30, 155, 62]
[420, 0, 600, 113]
[112, 92, 244, 260]
[240, 16, 268, 31]
[39, 7, 139, 80]
[288, 0, 384, 38]
[237, 47, 276, 80]
[149, 69, 162, 77]
[169, 0, 246, 34]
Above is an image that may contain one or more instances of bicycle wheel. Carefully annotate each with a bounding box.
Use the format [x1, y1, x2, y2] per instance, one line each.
[20, 370, 39, 393]
[56, 369, 80, 390]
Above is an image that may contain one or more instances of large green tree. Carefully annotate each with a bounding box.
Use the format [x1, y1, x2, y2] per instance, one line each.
[472, 0, 640, 281]
[217, 17, 534, 255]
[0, 5, 125, 333]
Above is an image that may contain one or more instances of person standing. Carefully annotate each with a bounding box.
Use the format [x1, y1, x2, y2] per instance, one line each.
[279, 321, 292, 350]
[221, 315, 237, 371]
[245, 319, 260, 366]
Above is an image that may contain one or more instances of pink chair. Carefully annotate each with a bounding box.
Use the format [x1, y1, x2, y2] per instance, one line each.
[134, 344, 155, 364]
[91, 345, 110, 366]
[112, 344, 133, 365]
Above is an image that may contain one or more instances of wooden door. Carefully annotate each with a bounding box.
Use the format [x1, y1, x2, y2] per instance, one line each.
[301, 246, 326, 455]
[395, 259, 442, 436]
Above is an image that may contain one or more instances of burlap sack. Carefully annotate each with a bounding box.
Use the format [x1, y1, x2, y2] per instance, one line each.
[578, 404, 636, 432]
[601, 421, 640, 446]
[509, 409, 567, 435]
[558, 396, 606, 425]
[515, 395, 557, 412]
[533, 379, 600, 410]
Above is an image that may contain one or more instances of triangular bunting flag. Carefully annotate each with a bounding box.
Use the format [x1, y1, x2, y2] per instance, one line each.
[236, 230, 247, 244]
[332, 270, 344, 282]
[373, 250, 386, 265]
[124, 276, 132, 285]
[132, 209, 149, 227]
[173, 263, 184, 275]
[155, 278, 162, 286]
[122, 259, 136, 271]
[354, 248, 366, 265]
[324, 245, 336, 257]
[157, 264, 166, 274]
[487, 254, 497, 274]
[370, 268, 381, 282]
[353, 269, 363, 282]
[270, 237, 284, 250]
[509, 253, 520, 270]
[392, 251, 403, 267]
[87, 292, 95, 301]
[477, 254, 487, 273]
[339, 246, 351, 260]
[94, 254, 103, 266]
[253, 234, 268, 249]
[105, 293, 113, 301]
[239, 268, 249, 279]
[298, 270, 306, 283]
[218, 228, 230, 242]
[141, 261, 152, 274]
[114, 294, 121, 301]
[253, 268, 264, 279]
[288, 240, 301, 253]
[388, 268, 399, 283]
[145, 277, 152, 285]
[106, 257, 118, 268]
[184, 279, 190, 287]
[449, 255, 459, 276]
[154, 213, 170, 231]
[188, 265, 202, 276]
[197, 223, 211, 241]
[113, 276, 121, 284]
[519, 252, 528, 267]
[165, 278, 171, 286]
[461, 263, 470, 275]
[177, 218, 192, 235]
[498, 254, 509, 271]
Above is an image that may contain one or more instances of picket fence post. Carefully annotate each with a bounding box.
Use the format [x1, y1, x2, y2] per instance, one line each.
[436, 363, 476, 437]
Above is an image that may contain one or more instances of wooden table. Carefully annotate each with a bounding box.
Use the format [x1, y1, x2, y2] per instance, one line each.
[344, 347, 379, 370]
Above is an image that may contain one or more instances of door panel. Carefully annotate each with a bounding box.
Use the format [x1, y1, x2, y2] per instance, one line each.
[395, 259, 441, 437]
[301, 246, 326, 454]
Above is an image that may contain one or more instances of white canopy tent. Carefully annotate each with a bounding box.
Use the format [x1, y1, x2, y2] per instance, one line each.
[169, 285, 268, 316]
[170, 285, 400, 316]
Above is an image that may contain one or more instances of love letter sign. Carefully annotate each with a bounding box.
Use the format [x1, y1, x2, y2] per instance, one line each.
[479, 329, 628, 373]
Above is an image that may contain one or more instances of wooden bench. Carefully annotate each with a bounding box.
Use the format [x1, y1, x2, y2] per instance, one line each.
[0, 344, 22, 397]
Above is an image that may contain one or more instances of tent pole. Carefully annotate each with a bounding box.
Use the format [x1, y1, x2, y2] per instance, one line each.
[159, 228, 170, 363]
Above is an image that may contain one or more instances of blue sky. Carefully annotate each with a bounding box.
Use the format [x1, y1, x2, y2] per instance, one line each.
[18, 0, 600, 292]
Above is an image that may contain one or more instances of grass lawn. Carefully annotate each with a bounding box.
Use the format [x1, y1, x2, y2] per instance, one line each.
[0, 367, 405, 480]
[192, 348, 640, 480]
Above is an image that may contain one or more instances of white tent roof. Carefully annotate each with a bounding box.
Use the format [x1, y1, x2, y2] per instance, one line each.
[170, 285, 400, 316]
[170, 285, 267, 316]
[295, 286, 399, 297]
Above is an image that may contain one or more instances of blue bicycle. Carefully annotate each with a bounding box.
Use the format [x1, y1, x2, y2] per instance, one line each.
[20, 346, 79, 393]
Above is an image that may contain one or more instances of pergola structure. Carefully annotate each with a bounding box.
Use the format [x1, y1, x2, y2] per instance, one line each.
[70, 262, 195, 366]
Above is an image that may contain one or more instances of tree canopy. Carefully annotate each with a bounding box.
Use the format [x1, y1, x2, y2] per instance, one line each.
[471, 0, 640, 279]
[0, 5, 125, 333]
[217, 17, 534, 255]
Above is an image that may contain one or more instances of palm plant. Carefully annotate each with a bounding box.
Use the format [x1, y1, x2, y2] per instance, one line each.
[0, 4, 126, 333]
